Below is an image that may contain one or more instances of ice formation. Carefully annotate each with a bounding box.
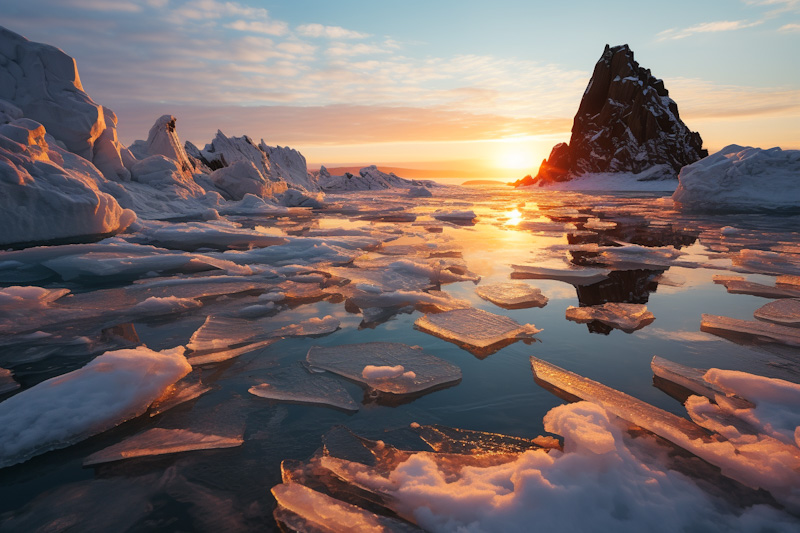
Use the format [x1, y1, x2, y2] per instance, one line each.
[565, 302, 655, 332]
[673, 145, 800, 212]
[701, 314, 800, 347]
[0, 367, 19, 394]
[0, 346, 191, 468]
[754, 299, 800, 326]
[511, 264, 610, 285]
[83, 428, 243, 466]
[148, 381, 212, 417]
[475, 282, 548, 309]
[318, 165, 432, 191]
[731, 249, 800, 276]
[719, 279, 800, 299]
[306, 342, 461, 396]
[650, 356, 754, 409]
[415, 308, 541, 350]
[249, 363, 359, 412]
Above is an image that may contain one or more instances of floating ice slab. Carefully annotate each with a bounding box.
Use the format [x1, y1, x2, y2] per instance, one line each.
[754, 299, 800, 326]
[475, 282, 548, 309]
[566, 303, 655, 332]
[415, 307, 541, 349]
[0, 367, 19, 394]
[720, 279, 800, 299]
[271, 483, 421, 533]
[249, 363, 358, 412]
[0, 346, 191, 468]
[731, 249, 800, 276]
[413, 424, 559, 455]
[433, 209, 476, 224]
[650, 356, 753, 409]
[149, 381, 212, 416]
[307, 342, 461, 396]
[777, 275, 800, 288]
[583, 218, 617, 230]
[701, 314, 800, 347]
[133, 221, 288, 251]
[83, 428, 242, 466]
[511, 264, 610, 286]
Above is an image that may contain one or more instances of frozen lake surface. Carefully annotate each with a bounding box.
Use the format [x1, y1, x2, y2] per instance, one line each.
[1, 184, 799, 531]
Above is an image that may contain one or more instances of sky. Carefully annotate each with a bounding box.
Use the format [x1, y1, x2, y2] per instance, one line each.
[3, 0, 799, 176]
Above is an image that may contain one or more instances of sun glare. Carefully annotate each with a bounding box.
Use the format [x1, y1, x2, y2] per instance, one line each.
[504, 208, 523, 226]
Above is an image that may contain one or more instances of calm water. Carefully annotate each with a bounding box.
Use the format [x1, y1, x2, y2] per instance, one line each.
[1, 185, 799, 531]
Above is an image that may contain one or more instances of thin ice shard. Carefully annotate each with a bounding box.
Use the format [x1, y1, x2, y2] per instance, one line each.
[701, 314, 800, 347]
[720, 279, 800, 299]
[415, 307, 541, 349]
[530, 357, 711, 442]
[565, 302, 655, 332]
[83, 428, 243, 466]
[249, 363, 359, 412]
[149, 381, 212, 416]
[412, 424, 560, 454]
[511, 264, 610, 285]
[306, 342, 461, 396]
[650, 356, 754, 409]
[753, 299, 800, 326]
[271, 483, 421, 533]
[475, 282, 548, 309]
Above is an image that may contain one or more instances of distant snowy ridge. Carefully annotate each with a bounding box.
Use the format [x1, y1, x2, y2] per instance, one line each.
[516, 44, 707, 188]
[673, 145, 800, 212]
[317, 164, 438, 191]
[0, 26, 322, 246]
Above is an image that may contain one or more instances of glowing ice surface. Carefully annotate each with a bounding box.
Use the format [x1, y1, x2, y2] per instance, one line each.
[701, 314, 800, 347]
[566, 303, 655, 332]
[650, 356, 753, 409]
[149, 381, 212, 416]
[0, 346, 191, 468]
[306, 342, 461, 395]
[511, 264, 610, 285]
[754, 299, 800, 326]
[475, 282, 548, 309]
[83, 428, 242, 466]
[415, 308, 541, 349]
[249, 363, 358, 411]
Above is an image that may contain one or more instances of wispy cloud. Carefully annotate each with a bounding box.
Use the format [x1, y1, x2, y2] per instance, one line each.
[779, 22, 800, 31]
[297, 23, 370, 39]
[657, 19, 763, 40]
[225, 20, 289, 36]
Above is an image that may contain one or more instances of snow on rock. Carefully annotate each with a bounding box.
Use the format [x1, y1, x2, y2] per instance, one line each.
[319, 165, 431, 191]
[0, 119, 136, 245]
[672, 145, 800, 212]
[142, 115, 194, 178]
[209, 160, 286, 201]
[259, 142, 319, 191]
[0, 346, 191, 469]
[516, 44, 706, 187]
[0, 26, 129, 181]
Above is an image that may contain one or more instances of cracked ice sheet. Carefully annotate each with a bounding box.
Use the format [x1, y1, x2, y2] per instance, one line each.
[415, 307, 541, 349]
[754, 299, 800, 326]
[531, 358, 800, 513]
[308, 402, 798, 532]
[128, 219, 288, 251]
[475, 282, 548, 309]
[83, 427, 243, 466]
[249, 362, 358, 412]
[565, 303, 655, 333]
[0, 346, 191, 469]
[306, 342, 461, 396]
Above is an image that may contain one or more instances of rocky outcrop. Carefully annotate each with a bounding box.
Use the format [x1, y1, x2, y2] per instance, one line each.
[0, 26, 130, 181]
[516, 44, 707, 187]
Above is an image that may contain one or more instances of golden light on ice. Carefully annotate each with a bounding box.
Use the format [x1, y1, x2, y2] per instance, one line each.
[504, 208, 523, 226]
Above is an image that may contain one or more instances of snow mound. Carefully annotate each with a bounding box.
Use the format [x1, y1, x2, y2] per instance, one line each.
[0, 118, 136, 245]
[0, 346, 191, 468]
[673, 145, 800, 212]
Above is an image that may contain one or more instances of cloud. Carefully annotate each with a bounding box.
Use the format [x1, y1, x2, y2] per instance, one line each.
[225, 20, 289, 36]
[66, 0, 142, 12]
[296, 23, 370, 39]
[657, 19, 764, 40]
[779, 22, 800, 31]
[667, 78, 800, 120]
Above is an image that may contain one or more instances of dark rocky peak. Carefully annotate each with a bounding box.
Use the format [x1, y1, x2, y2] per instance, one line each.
[516, 44, 707, 187]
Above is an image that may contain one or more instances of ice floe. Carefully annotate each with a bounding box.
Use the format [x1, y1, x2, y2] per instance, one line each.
[511, 264, 610, 285]
[415, 307, 541, 354]
[565, 302, 655, 333]
[701, 314, 800, 347]
[754, 299, 800, 326]
[475, 282, 548, 309]
[0, 346, 191, 468]
[249, 362, 358, 412]
[83, 427, 242, 466]
[306, 342, 461, 397]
